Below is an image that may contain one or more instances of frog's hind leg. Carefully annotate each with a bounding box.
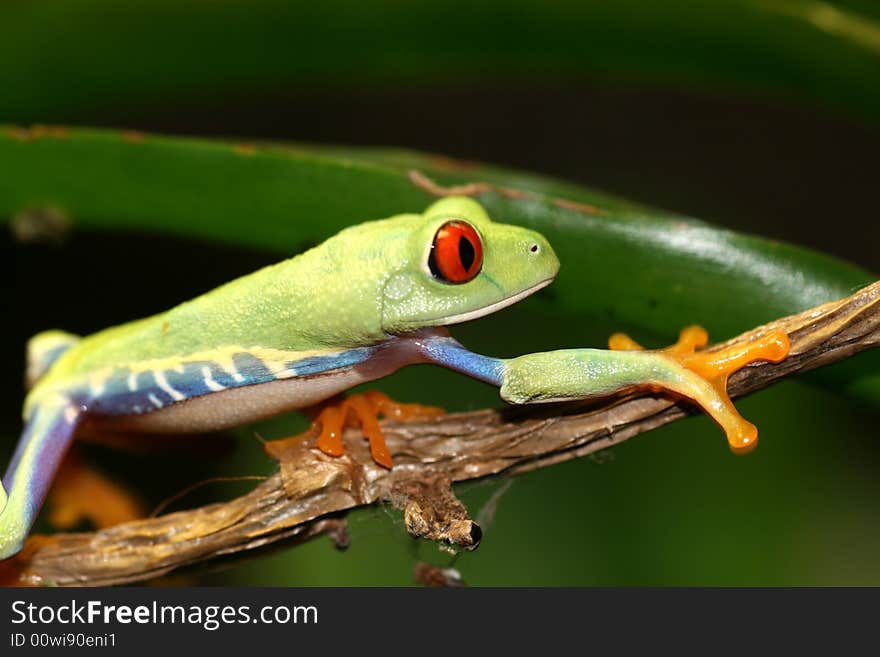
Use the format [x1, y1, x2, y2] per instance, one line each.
[0, 450, 144, 584]
[0, 400, 82, 560]
[46, 447, 146, 531]
[608, 325, 789, 453]
[25, 330, 80, 389]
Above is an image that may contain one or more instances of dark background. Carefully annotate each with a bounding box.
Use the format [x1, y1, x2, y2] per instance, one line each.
[76, 83, 880, 272]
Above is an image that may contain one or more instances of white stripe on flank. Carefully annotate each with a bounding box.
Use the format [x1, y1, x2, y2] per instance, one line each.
[276, 367, 296, 380]
[201, 366, 226, 392]
[127, 371, 139, 391]
[227, 362, 245, 383]
[153, 371, 185, 401]
[148, 393, 164, 409]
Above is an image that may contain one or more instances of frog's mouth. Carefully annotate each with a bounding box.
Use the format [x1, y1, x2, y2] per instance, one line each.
[434, 276, 555, 326]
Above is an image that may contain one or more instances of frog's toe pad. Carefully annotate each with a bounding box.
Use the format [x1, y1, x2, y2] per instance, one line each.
[608, 332, 644, 351]
[728, 420, 759, 455]
[668, 325, 709, 353]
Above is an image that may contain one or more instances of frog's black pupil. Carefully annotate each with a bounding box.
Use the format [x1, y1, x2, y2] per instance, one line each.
[427, 248, 441, 278]
[458, 236, 475, 272]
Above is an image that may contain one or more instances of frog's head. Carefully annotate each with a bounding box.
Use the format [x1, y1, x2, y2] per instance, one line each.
[379, 196, 559, 334]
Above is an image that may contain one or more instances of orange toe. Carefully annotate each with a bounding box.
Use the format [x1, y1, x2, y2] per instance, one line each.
[347, 395, 393, 469]
[315, 405, 346, 457]
[727, 420, 759, 455]
[311, 391, 446, 468]
[608, 332, 644, 351]
[669, 328, 788, 452]
[667, 325, 709, 353]
[363, 390, 445, 421]
[607, 325, 790, 453]
[677, 329, 790, 383]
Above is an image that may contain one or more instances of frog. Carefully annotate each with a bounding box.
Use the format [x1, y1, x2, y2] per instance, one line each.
[0, 196, 788, 559]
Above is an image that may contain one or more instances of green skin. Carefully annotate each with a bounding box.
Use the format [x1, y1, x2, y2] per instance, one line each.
[1, 197, 743, 561]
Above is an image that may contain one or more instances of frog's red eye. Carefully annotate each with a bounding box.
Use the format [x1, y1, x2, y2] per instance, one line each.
[428, 220, 483, 284]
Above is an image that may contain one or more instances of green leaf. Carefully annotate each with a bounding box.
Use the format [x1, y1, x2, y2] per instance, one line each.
[1, 1, 879, 123]
[1, 126, 876, 403]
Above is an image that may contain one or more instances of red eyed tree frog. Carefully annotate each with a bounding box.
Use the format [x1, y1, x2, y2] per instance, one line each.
[0, 197, 789, 560]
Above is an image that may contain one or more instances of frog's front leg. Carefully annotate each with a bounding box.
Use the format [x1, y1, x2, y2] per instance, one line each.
[0, 398, 82, 560]
[500, 326, 789, 453]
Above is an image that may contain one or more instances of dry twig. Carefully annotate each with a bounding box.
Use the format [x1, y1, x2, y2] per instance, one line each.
[7, 281, 880, 586]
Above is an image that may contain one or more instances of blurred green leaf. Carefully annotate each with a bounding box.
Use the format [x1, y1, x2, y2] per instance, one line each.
[1, 126, 876, 403]
[0, 0, 879, 123]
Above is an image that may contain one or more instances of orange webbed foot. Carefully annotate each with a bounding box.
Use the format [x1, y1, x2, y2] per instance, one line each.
[609, 325, 790, 453]
[313, 391, 444, 468]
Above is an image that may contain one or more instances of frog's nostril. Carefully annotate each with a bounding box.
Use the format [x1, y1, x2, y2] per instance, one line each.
[529, 244, 539, 254]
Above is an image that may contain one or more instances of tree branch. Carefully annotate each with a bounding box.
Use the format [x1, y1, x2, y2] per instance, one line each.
[7, 281, 880, 586]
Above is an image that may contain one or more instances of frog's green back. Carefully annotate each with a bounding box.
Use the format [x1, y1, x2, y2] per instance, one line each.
[41, 226, 402, 383]
[29, 197, 558, 400]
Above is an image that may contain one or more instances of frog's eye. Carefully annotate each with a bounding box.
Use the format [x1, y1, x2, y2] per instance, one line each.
[428, 220, 483, 284]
